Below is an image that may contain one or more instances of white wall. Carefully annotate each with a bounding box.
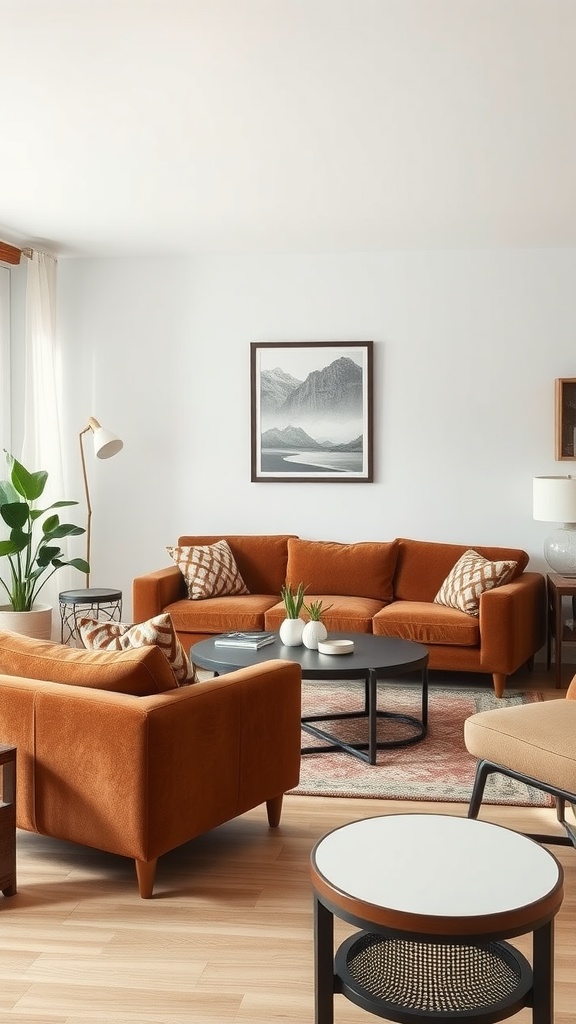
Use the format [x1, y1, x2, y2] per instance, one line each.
[14, 248, 576, 618]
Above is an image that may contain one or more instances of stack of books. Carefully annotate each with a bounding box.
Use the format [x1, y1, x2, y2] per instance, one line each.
[214, 631, 276, 650]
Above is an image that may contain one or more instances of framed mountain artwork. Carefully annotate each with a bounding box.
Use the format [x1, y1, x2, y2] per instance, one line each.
[250, 341, 373, 482]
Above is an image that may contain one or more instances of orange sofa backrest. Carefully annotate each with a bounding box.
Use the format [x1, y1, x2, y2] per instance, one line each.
[393, 538, 530, 603]
[177, 535, 297, 595]
[286, 538, 399, 602]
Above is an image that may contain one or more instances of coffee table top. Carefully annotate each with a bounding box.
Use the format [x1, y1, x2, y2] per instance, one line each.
[192, 632, 428, 678]
[311, 814, 564, 937]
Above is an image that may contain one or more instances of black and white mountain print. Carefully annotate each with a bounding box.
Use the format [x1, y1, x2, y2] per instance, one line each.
[257, 349, 367, 476]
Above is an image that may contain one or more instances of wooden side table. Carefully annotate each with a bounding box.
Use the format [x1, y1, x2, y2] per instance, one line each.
[546, 573, 576, 688]
[0, 744, 16, 898]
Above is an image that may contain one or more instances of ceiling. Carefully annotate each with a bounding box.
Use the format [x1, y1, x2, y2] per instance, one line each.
[1, 0, 576, 258]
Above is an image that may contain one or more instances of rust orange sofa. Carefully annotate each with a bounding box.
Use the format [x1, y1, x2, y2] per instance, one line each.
[133, 535, 545, 697]
[0, 630, 301, 898]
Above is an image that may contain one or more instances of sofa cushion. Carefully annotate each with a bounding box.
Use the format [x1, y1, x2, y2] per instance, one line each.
[0, 630, 178, 695]
[165, 594, 279, 634]
[393, 539, 529, 602]
[373, 601, 480, 646]
[286, 538, 399, 602]
[265, 595, 384, 633]
[167, 539, 249, 599]
[78, 613, 197, 685]
[434, 549, 518, 617]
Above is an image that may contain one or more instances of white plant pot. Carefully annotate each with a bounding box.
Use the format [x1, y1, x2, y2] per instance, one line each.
[0, 603, 52, 640]
[302, 619, 328, 650]
[279, 617, 304, 647]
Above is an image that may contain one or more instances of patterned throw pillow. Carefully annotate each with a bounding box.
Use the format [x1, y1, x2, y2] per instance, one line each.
[167, 539, 249, 600]
[78, 612, 197, 686]
[434, 549, 518, 617]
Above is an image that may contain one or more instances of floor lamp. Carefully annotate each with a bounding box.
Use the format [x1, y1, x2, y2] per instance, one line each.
[79, 417, 123, 587]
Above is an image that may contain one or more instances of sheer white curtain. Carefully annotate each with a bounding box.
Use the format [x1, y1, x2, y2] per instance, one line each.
[21, 251, 74, 625]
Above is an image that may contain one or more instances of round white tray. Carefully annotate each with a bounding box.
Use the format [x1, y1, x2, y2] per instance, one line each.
[317, 639, 355, 655]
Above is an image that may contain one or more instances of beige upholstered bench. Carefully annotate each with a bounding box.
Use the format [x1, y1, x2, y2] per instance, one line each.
[464, 684, 576, 850]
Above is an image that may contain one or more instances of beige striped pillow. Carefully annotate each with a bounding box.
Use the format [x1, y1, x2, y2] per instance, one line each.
[78, 612, 196, 685]
[434, 549, 517, 617]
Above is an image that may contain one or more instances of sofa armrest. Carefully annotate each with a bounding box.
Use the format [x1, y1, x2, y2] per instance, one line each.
[132, 565, 185, 621]
[29, 660, 302, 864]
[479, 571, 546, 673]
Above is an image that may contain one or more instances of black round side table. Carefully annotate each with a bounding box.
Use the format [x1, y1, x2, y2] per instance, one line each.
[59, 588, 123, 646]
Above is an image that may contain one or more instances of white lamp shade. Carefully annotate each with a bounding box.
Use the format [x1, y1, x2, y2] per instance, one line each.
[533, 476, 576, 524]
[92, 427, 123, 460]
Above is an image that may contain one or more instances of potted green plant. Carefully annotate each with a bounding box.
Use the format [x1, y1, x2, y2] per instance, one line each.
[279, 581, 306, 646]
[0, 452, 89, 638]
[302, 598, 333, 650]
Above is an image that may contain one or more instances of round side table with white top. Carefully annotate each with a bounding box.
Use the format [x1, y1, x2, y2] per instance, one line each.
[310, 814, 564, 1024]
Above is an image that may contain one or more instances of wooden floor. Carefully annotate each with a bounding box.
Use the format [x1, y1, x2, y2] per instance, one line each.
[1, 667, 575, 1023]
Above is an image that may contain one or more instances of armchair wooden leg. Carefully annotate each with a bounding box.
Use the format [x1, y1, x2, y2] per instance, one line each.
[266, 794, 284, 827]
[492, 672, 506, 698]
[135, 858, 157, 899]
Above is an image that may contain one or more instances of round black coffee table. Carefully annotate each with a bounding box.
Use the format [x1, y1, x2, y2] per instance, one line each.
[192, 633, 429, 765]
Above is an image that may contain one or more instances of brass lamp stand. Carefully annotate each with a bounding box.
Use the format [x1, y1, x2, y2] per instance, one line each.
[79, 416, 123, 587]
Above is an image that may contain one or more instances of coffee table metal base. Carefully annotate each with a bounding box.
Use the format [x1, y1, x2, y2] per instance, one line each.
[302, 669, 428, 765]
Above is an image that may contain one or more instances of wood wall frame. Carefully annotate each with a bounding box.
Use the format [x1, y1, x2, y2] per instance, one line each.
[555, 378, 576, 460]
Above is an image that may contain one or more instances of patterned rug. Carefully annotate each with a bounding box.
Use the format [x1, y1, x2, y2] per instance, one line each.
[290, 680, 553, 806]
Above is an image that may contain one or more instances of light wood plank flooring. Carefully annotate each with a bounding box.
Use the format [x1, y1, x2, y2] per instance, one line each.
[1, 667, 574, 1023]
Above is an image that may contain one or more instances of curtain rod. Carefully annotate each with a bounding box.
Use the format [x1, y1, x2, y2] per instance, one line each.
[0, 240, 22, 265]
[0, 241, 57, 264]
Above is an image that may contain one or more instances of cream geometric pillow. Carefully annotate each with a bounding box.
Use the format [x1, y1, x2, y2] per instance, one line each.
[167, 539, 249, 600]
[434, 548, 518, 617]
[78, 612, 197, 685]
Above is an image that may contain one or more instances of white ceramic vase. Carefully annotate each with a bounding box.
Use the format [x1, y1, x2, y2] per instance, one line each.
[279, 617, 304, 647]
[302, 619, 328, 650]
[0, 603, 52, 640]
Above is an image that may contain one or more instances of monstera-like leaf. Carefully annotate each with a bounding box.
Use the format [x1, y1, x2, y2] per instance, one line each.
[0, 452, 89, 611]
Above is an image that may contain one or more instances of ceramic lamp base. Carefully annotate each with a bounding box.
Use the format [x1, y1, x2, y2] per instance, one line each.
[544, 525, 576, 577]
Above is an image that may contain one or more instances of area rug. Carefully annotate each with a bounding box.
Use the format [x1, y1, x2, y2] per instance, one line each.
[290, 680, 554, 806]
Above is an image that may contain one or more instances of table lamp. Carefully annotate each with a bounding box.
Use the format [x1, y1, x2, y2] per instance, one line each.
[79, 417, 123, 586]
[533, 475, 576, 577]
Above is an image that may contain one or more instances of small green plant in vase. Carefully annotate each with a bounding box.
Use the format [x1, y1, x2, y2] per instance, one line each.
[280, 581, 306, 618]
[279, 581, 306, 646]
[302, 598, 333, 650]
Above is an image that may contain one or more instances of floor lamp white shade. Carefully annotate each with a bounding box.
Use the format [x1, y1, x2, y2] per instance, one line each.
[79, 417, 123, 586]
[533, 475, 576, 577]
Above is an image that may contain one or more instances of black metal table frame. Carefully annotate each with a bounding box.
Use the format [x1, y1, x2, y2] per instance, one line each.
[314, 892, 555, 1024]
[59, 588, 123, 646]
[301, 664, 428, 765]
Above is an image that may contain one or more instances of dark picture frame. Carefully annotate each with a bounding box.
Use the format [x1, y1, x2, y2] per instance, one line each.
[250, 341, 373, 482]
